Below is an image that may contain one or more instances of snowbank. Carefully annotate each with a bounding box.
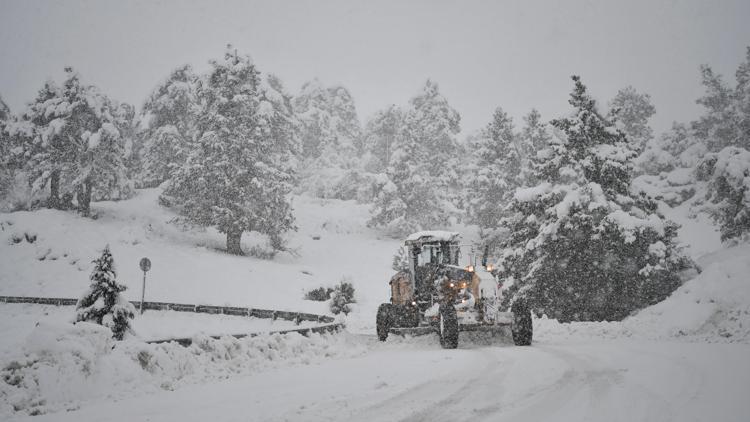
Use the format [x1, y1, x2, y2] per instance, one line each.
[0, 321, 364, 417]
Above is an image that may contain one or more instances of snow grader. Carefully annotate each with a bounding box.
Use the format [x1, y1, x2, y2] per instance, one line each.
[376, 231, 532, 348]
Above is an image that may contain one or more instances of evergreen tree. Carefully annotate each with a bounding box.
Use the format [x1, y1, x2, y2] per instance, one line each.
[162, 46, 296, 255]
[136, 65, 199, 187]
[293, 79, 361, 158]
[369, 80, 461, 235]
[0, 94, 8, 122]
[700, 147, 750, 241]
[15, 69, 133, 214]
[293, 79, 362, 198]
[693, 65, 736, 151]
[75, 246, 135, 340]
[403, 80, 461, 198]
[518, 109, 552, 186]
[467, 107, 521, 241]
[608, 86, 656, 153]
[497, 76, 688, 322]
[733, 47, 750, 149]
[362, 105, 404, 172]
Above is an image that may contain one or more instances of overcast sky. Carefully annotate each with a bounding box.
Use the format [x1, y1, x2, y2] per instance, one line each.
[1, 0, 749, 137]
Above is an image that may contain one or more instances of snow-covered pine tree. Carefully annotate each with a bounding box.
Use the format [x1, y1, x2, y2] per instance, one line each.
[0, 94, 8, 122]
[699, 147, 750, 241]
[292, 79, 363, 198]
[15, 69, 133, 214]
[608, 86, 656, 154]
[257, 73, 299, 250]
[368, 80, 460, 235]
[404, 80, 462, 203]
[0, 95, 10, 201]
[497, 76, 689, 322]
[75, 246, 135, 340]
[162, 46, 296, 255]
[518, 109, 552, 187]
[293, 79, 361, 159]
[136, 65, 199, 187]
[13, 81, 65, 208]
[733, 47, 750, 150]
[362, 105, 404, 173]
[693, 65, 736, 152]
[467, 107, 521, 238]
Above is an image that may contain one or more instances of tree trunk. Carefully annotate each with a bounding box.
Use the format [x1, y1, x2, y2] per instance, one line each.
[48, 170, 60, 209]
[226, 229, 244, 255]
[77, 178, 92, 216]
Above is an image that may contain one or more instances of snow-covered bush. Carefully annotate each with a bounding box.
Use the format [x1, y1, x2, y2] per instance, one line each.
[75, 246, 135, 340]
[497, 76, 691, 322]
[329, 280, 356, 315]
[699, 147, 750, 241]
[304, 286, 333, 301]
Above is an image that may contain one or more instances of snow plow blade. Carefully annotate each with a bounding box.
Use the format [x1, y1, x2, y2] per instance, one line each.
[389, 323, 509, 337]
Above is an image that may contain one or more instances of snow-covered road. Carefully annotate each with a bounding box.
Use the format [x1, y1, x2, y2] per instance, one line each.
[12, 335, 749, 422]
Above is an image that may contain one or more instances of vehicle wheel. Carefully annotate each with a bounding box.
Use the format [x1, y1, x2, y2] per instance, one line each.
[438, 304, 459, 349]
[376, 303, 392, 341]
[511, 300, 533, 346]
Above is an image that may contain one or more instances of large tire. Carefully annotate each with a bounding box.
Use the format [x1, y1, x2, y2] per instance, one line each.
[376, 303, 393, 341]
[511, 300, 533, 346]
[438, 304, 459, 349]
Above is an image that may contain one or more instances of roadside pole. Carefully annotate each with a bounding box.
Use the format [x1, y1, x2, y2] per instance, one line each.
[139, 257, 151, 315]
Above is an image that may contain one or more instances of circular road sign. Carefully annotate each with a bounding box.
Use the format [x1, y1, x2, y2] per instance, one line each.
[139, 257, 152, 272]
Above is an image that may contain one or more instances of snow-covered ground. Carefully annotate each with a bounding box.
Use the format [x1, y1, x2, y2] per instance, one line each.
[0, 189, 401, 332]
[0, 303, 318, 358]
[1, 189, 749, 421]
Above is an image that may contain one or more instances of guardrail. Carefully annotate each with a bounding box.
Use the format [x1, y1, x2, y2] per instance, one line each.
[0, 295, 343, 346]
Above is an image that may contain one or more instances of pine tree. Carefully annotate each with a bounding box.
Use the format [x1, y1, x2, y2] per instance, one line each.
[0, 95, 11, 201]
[608, 86, 656, 153]
[136, 65, 199, 187]
[75, 246, 135, 340]
[162, 46, 296, 255]
[733, 47, 750, 149]
[518, 109, 552, 186]
[368, 80, 460, 235]
[467, 107, 521, 235]
[403, 80, 461, 195]
[700, 147, 750, 241]
[292, 79, 362, 198]
[497, 76, 689, 322]
[293, 79, 361, 158]
[16, 69, 132, 214]
[0, 94, 8, 122]
[693, 65, 736, 151]
[362, 105, 403, 172]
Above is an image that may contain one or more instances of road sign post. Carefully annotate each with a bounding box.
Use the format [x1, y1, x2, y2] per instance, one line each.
[139, 257, 151, 315]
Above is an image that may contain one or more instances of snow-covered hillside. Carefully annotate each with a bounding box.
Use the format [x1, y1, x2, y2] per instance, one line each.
[1, 188, 749, 420]
[0, 188, 401, 331]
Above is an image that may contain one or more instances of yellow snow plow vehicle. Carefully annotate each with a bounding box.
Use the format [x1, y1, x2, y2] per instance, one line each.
[376, 231, 532, 348]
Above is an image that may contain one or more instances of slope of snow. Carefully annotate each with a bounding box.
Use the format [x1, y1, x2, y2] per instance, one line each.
[1, 187, 749, 421]
[0, 188, 401, 331]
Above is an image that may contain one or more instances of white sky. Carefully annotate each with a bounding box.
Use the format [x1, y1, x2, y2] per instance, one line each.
[1, 0, 749, 136]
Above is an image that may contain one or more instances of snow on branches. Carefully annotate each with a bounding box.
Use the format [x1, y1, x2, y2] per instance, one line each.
[75, 246, 135, 340]
[498, 76, 690, 322]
